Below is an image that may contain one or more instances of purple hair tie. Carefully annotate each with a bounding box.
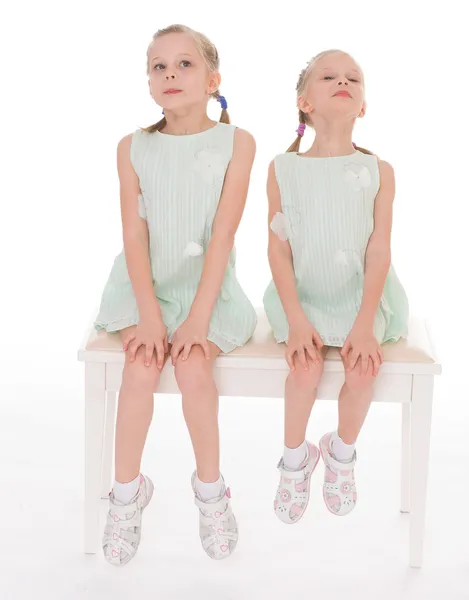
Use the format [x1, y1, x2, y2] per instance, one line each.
[217, 95, 228, 110]
[296, 123, 306, 137]
[352, 142, 357, 148]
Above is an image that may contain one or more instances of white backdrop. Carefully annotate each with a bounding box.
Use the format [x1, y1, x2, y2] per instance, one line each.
[1, 1, 468, 597]
[1, 1, 466, 378]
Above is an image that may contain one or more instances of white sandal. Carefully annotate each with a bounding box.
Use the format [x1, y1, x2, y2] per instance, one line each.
[319, 432, 357, 516]
[191, 472, 238, 560]
[274, 441, 320, 524]
[102, 474, 154, 566]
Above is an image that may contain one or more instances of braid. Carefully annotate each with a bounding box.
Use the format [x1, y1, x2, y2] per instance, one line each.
[141, 117, 166, 134]
[212, 90, 230, 124]
[286, 110, 307, 153]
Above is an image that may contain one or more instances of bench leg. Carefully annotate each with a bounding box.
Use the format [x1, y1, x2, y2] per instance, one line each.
[101, 391, 117, 498]
[400, 403, 411, 513]
[85, 363, 106, 554]
[409, 374, 434, 568]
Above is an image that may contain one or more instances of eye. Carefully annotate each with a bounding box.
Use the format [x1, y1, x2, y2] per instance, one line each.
[153, 60, 192, 71]
[349, 78, 360, 83]
[324, 76, 334, 80]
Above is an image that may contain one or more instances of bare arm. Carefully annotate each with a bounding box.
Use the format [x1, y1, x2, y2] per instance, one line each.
[189, 128, 256, 323]
[117, 133, 161, 321]
[266, 159, 308, 328]
[267, 159, 323, 369]
[355, 159, 394, 329]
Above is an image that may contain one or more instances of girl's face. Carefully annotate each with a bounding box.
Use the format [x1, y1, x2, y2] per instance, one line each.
[299, 52, 366, 122]
[147, 32, 220, 110]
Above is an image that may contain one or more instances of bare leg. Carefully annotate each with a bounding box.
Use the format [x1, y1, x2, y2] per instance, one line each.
[337, 356, 376, 445]
[284, 347, 328, 448]
[114, 326, 169, 483]
[174, 342, 221, 483]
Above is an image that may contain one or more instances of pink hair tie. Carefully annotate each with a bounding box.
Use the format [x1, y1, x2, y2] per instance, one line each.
[352, 142, 357, 148]
[296, 123, 306, 137]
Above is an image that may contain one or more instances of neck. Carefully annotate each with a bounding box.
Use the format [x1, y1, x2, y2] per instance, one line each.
[161, 108, 215, 136]
[305, 117, 356, 157]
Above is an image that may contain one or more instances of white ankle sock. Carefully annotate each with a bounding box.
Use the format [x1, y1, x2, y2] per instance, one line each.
[283, 441, 308, 471]
[113, 474, 140, 505]
[330, 432, 355, 462]
[195, 474, 223, 501]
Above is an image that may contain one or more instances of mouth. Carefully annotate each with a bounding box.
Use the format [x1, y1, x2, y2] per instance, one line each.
[334, 91, 352, 98]
[164, 89, 182, 95]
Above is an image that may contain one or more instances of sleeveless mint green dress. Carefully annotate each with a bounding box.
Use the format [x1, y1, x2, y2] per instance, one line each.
[263, 150, 409, 347]
[94, 122, 257, 353]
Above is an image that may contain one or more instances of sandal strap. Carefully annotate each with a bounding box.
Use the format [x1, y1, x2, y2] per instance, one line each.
[325, 450, 357, 472]
[202, 530, 238, 549]
[194, 494, 228, 513]
[277, 458, 309, 480]
[103, 532, 136, 556]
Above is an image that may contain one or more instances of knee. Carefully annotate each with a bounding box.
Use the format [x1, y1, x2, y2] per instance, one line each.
[287, 358, 324, 391]
[345, 362, 376, 392]
[122, 347, 160, 392]
[174, 353, 212, 395]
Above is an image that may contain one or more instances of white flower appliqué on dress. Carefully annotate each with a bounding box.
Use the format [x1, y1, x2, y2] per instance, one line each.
[344, 163, 371, 191]
[183, 241, 204, 257]
[270, 212, 292, 242]
[334, 249, 349, 267]
[192, 149, 225, 184]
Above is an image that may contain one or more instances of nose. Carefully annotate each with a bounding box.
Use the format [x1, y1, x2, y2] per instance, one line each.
[338, 80, 348, 86]
[165, 73, 176, 80]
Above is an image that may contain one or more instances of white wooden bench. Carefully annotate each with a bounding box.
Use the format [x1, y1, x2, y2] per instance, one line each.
[78, 309, 441, 567]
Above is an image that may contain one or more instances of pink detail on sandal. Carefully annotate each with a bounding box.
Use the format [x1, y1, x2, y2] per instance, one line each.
[290, 504, 303, 517]
[295, 480, 308, 492]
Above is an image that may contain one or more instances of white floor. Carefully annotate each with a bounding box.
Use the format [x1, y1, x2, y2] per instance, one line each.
[1, 355, 468, 600]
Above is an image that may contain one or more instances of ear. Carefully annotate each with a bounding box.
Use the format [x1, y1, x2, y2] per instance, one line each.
[208, 72, 222, 95]
[358, 100, 367, 118]
[298, 95, 313, 116]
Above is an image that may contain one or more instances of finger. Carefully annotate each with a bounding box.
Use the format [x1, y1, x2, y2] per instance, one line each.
[171, 341, 183, 365]
[361, 355, 367, 376]
[340, 341, 351, 361]
[155, 342, 165, 370]
[362, 355, 371, 377]
[129, 339, 141, 362]
[144, 343, 154, 367]
[285, 349, 295, 372]
[359, 355, 367, 376]
[163, 336, 169, 354]
[349, 351, 360, 372]
[202, 341, 211, 361]
[182, 342, 193, 361]
[377, 347, 384, 363]
[298, 347, 308, 370]
[122, 334, 135, 351]
[306, 344, 319, 364]
[313, 332, 324, 349]
[371, 353, 380, 377]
